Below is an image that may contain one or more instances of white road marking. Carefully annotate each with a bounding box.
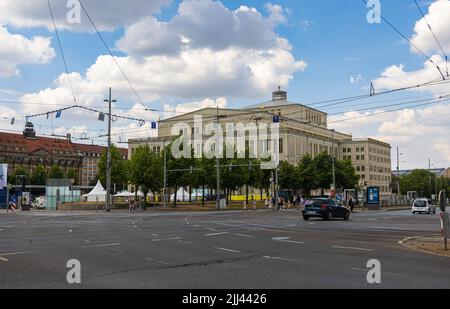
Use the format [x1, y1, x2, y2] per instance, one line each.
[0, 251, 36, 256]
[152, 233, 159, 237]
[205, 232, 228, 236]
[83, 240, 91, 243]
[194, 225, 200, 228]
[272, 237, 304, 244]
[0, 251, 35, 261]
[333, 245, 374, 252]
[108, 247, 124, 253]
[152, 237, 182, 242]
[214, 247, 240, 253]
[235, 233, 254, 238]
[263, 256, 299, 262]
[83, 243, 121, 248]
[205, 227, 216, 231]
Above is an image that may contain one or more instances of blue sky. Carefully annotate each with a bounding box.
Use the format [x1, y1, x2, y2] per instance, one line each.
[0, 0, 449, 169]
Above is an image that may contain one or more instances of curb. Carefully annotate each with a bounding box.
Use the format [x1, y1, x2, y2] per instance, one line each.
[398, 235, 450, 258]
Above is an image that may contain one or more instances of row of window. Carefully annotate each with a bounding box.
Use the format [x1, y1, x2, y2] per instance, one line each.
[369, 147, 389, 156]
[343, 147, 365, 153]
[342, 154, 366, 161]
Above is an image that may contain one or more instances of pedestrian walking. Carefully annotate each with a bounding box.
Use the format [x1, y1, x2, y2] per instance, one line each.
[252, 199, 257, 210]
[265, 199, 269, 209]
[243, 200, 247, 210]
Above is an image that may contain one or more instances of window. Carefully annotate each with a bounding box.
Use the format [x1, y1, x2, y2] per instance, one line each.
[361, 166, 365, 172]
[356, 147, 360, 152]
[356, 166, 361, 172]
[361, 147, 365, 152]
[343, 148, 347, 153]
[361, 155, 365, 160]
[347, 148, 351, 152]
[356, 155, 360, 160]
[279, 138, 284, 154]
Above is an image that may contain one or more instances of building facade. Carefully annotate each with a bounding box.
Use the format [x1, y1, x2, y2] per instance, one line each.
[129, 89, 393, 198]
[0, 123, 127, 187]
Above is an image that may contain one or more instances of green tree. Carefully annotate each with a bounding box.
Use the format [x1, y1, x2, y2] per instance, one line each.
[66, 168, 78, 185]
[278, 161, 300, 199]
[298, 154, 316, 197]
[31, 165, 47, 185]
[48, 165, 64, 179]
[10, 166, 29, 185]
[98, 145, 129, 192]
[313, 152, 333, 195]
[128, 145, 163, 208]
[335, 159, 359, 189]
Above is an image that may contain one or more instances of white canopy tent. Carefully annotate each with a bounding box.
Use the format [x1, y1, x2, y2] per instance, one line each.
[170, 187, 190, 202]
[114, 191, 144, 197]
[82, 180, 106, 202]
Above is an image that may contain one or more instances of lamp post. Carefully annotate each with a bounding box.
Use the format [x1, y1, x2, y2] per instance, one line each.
[104, 87, 117, 212]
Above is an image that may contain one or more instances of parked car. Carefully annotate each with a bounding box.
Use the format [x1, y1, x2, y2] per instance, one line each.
[412, 198, 436, 214]
[32, 196, 46, 209]
[302, 198, 350, 221]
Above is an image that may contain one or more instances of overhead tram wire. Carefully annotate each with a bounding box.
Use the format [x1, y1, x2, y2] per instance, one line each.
[361, 0, 446, 81]
[47, 0, 77, 104]
[78, 0, 149, 111]
[328, 97, 450, 124]
[306, 77, 449, 109]
[328, 94, 450, 116]
[414, 0, 449, 78]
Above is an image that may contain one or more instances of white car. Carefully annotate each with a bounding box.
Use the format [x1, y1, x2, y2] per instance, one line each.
[412, 198, 436, 214]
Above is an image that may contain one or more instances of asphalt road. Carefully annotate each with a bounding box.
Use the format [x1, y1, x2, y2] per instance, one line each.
[1, 208, 449, 289]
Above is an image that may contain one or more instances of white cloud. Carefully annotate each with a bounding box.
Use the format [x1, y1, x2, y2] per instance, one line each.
[0, 0, 171, 32]
[410, 0, 450, 55]
[0, 26, 55, 77]
[117, 0, 292, 57]
[163, 97, 227, 118]
[329, 103, 450, 169]
[350, 74, 363, 84]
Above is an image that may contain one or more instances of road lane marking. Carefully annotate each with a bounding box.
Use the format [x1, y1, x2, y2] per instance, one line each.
[83, 243, 121, 248]
[152, 237, 182, 242]
[333, 245, 374, 252]
[205, 232, 228, 236]
[205, 227, 216, 231]
[235, 233, 254, 238]
[0, 251, 36, 256]
[214, 247, 240, 253]
[263, 256, 299, 262]
[108, 247, 124, 253]
[0, 257, 9, 261]
[272, 237, 304, 244]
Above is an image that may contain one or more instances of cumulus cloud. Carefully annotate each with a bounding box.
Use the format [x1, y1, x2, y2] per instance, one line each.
[0, 0, 171, 32]
[410, 0, 450, 55]
[350, 74, 363, 84]
[163, 97, 228, 118]
[329, 102, 450, 169]
[0, 26, 55, 77]
[117, 0, 292, 57]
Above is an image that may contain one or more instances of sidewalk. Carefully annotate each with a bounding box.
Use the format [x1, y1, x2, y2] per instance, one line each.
[399, 235, 450, 257]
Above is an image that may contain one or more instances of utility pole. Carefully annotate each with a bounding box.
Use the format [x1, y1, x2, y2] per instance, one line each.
[396, 147, 401, 195]
[428, 158, 432, 199]
[216, 107, 221, 209]
[163, 142, 167, 209]
[331, 129, 336, 191]
[104, 87, 116, 212]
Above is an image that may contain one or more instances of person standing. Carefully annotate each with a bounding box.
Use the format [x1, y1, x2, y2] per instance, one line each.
[348, 196, 355, 213]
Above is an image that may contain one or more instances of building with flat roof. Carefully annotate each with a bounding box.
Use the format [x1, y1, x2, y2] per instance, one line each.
[129, 89, 392, 198]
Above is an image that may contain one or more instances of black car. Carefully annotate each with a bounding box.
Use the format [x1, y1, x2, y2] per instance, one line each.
[302, 198, 350, 221]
